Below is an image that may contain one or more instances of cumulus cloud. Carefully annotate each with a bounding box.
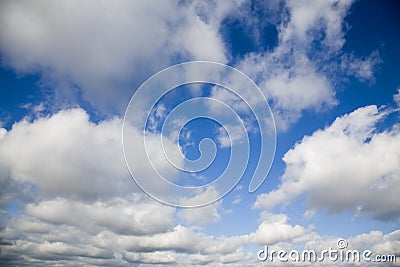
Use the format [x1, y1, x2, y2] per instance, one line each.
[2, 205, 399, 266]
[1, 211, 248, 265]
[0, 107, 249, 265]
[26, 196, 175, 236]
[254, 105, 400, 221]
[0, 108, 131, 200]
[0, 107, 186, 203]
[0, 0, 239, 112]
[250, 213, 307, 245]
[3, 107, 396, 265]
[177, 187, 222, 225]
[235, 0, 380, 130]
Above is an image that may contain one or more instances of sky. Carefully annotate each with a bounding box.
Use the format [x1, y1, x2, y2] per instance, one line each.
[0, 0, 399, 266]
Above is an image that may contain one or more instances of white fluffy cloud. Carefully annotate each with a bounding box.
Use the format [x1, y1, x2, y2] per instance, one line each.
[0, 108, 131, 200]
[254, 105, 400, 221]
[26, 195, 175, 236]
[0, 107, 186, 203]
[250, 213, 307, 245]
[0, 107, 248, 265]
[236, 0, 380, 130]
[0, 0, 238, 112]
[282, 0, 353, 49]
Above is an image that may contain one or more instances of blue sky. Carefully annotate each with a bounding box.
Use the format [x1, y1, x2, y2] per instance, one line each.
[0, 0, 400, 266]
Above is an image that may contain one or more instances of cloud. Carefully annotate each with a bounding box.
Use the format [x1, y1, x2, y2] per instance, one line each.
[394, 87, 400, 109]
[1, 213, 249, 265]
[2, 205, 399, 266]
[0, 0, 380, 130]
[119, 225, 208, 254]
[254, 105, 400, 221]
[0, 0, 238, 112]
[250, 213, 307, 245]
[232, 195, 242, 205]
[340, 51, 381, 82]
[0, 108, 131, 201]
[371, 230, 400, 256]
[26, 195, 175, 236]
[217, 124, 248, 148]
[234, 0, 382, 130]
[0, 1, 397, 266]
[282, 0, 352, 49]
[177, 187, 222, 225]
[0, 107, 185, 203]
[0, 107, 250, 265]
[1, 107, 396, 265]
